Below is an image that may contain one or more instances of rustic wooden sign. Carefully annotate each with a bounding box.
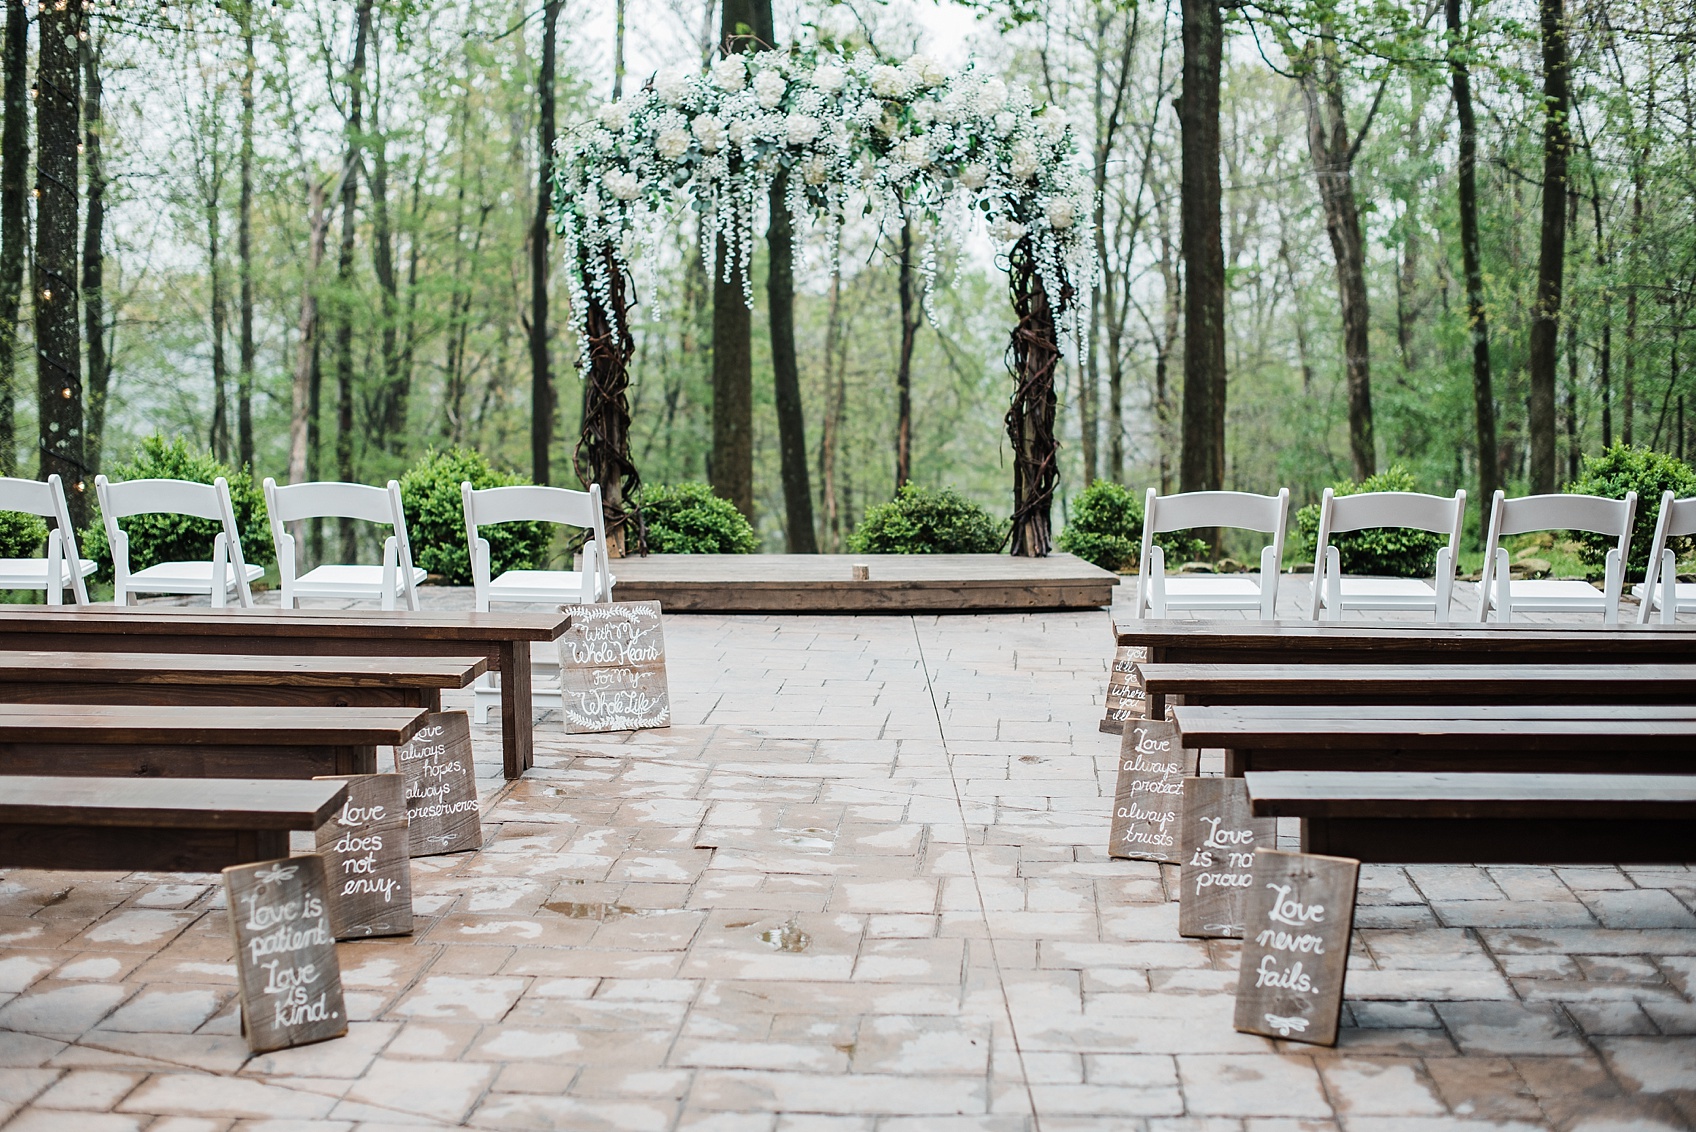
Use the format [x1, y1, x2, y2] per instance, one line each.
[1100, 645, 1148, 734]
[223, 854, 347, 1054]
[1179, 777, 1278, 939]
[1233, 848, 1359, 1047]
[1107, 717, 1197, 861]
[558, 601, 671, 733]
[393, 710, 482, 857]
[312, 773, 413, 939]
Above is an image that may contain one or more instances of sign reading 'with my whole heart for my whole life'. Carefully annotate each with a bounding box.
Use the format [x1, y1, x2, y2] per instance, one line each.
[558, 601, 671, 733]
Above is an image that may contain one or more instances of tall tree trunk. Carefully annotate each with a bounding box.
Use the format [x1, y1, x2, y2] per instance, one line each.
[1564, 186, 1580, 481]
[1449, 0, 1498, 506]
[368, 66, 401, 454]
[1527, 0, 1569, 492]
[237, 12, 255, 469]
[769, 169, 816, 550]
[819, 266, 842, 551]
[1155, 193, 1180, 491]
[1178, 0, 1226, 502]
[893, 212, 919, 489]
[612, 0, 626, 100]
[530, 0, 560, 485]
[1296, 44, 1375, 480]
[289, 181, 328, 486]
[709, 0, 767, 521]
[81, 28, 107, 479]
[0, 0, 27, 478]
[207, 158, 229, 463]
[1622, 96, 1648, 447]
[36, 0, 82, 519]
[1586, 167, 1611, 448]
[333, 0, 372, 558]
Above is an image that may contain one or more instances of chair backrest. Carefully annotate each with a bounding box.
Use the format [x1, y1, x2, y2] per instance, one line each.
[1654, 492, 1696, 541]
[97, 477, 227, 523]
[1640, 491, 1696, 623]
[1138, 487, 1289, 576]
[1491, 492, 1636, 540]
[264, 480, 397, 527]
[0, 474, 89, 604]
[1307, 488, 1466, 620]
[461, 482, 611, 604]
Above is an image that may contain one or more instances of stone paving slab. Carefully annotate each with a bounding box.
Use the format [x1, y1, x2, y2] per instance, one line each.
[0, 583, 1692, 1129]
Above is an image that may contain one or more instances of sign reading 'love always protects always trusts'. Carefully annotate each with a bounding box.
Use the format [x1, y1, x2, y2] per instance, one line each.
[1107, 717, 1197, 862]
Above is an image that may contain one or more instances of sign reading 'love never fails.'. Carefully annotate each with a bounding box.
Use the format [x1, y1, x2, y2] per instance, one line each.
[559, 601, 671, 733]
[1233, 848, 1359, 1047]
[1107, 717, 1197, 862]
[223, 855, 347, 1054]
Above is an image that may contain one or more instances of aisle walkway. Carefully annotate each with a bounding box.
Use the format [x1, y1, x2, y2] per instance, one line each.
[0, 599, 1692, 1129]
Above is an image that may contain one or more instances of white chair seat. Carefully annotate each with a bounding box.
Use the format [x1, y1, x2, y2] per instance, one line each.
[1329, 576, 1438, 610]
[1159, 576, 1265, 608]
[0, 557, 95, 588]
[293, 563, 429, 599]
[126, 560, 264, 596]
[1480, 578, 1603, 611]
[1632, 579, 1696, 612]
[487, 569, 617, 604]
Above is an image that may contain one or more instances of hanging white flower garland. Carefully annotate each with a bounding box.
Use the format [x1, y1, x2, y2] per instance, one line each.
[551, 48, 1097, 375]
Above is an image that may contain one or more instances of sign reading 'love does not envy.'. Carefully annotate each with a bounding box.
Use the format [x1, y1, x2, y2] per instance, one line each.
[312, 773, 412, 940]
[1107, 717, 1197, 862]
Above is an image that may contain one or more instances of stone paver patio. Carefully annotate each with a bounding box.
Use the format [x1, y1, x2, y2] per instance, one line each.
[0, 586, 1693, 1129]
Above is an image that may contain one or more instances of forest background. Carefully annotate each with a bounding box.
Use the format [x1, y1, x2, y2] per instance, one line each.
[4, 0, 1693, 557]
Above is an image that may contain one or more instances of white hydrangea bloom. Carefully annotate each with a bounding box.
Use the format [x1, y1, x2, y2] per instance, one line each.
[903, 54, 947, 88]
[802, 153, 832, 185]
[958, 163, 990, 190]
[1045, 197, 1076, 230]
[692, 114, 727, 154]
[726, 117, 757, 146]
[597, 99, 635, 132]
[1037, 106, 1067, 139]
[976, 78, 1008, 114]
[785, 113, 821, 145]
[994, 111, 1016, 138]
[869, 64, 912, 99]
[754, 69, 788, 109]
[851, 99, 882, 127]
[601, 170, 641, 201]
[988, 215, 1026, 243]
[655, 128, 691, 160]
[654, 69, 692, 106]
[1009, 141, 1039, 181]
[711, 55, 747, 92]
[811, 63, 847, 93]
[912, 100, 937, 125]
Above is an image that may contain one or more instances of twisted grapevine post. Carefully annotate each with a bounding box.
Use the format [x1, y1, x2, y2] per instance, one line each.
[571, 242, 644, 556]
[1005, 234, 1070, 557]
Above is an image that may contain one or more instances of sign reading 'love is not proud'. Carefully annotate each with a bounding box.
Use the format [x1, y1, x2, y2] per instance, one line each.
[312, 773, 412, 939]
[1179, 777, 1277, 939]
[223, 855, 347, 1054]
[393, 710, 482, 858]
[559, 601, 671, 733]
[1107, 717, 1197, 862]
[1233, 848, 1359, 1047]
[1100, 645, 1148, 734]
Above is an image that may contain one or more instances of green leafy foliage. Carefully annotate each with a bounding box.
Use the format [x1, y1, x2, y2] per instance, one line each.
[635, 482, 758, 554]
[847, 484, 1006, 554]
[400, 448, 551, 584]
[1565, 444, 1696, 580]
[1295, 465, 1446, 578]
[1056, 480, 1209, 572]
[0, 511, 48, 559]
[80, 436, 273, 579]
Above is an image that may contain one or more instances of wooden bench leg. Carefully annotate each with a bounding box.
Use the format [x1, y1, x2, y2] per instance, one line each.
[499, 641, 533, 780]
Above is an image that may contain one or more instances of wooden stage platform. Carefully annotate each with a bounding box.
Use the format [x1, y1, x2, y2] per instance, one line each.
[609, 553, 1120, 613]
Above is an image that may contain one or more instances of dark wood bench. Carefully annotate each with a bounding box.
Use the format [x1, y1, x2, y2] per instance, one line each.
[1115, 620, 1696, 665]
[0, 775, 349, 872]
[0, 607, 568, 778]
[0, 703, 426, 778]
[1138, 662, 1696, 718]
[1244, 769, 1696, 863]
[1172, 704, 1696, 776]
[0, 651, 487, 710]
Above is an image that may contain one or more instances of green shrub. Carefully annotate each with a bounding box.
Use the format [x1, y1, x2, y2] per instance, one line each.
[0, 510, 48, 559]
[1056, 480, 1209, 572]
[1565, 444, 1696, 580]
[1295, 465, 1446, 578]
[81, 436, 273, 578]
[634, 482, 757, 553]
[400, 448, 552, 583]
[848, 484, 1006, 554]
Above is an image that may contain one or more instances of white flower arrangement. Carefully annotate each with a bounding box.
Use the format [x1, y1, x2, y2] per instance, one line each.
[552, 49, 1097, 374]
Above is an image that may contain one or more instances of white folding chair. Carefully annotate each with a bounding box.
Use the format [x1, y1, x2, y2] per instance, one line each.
[1307, 489, 1466, 622]
[1635, 491, 1696, 624]
[461, 482, 615, 722]
[263, 478, 425, 611]
[94, 475, 260, 607]
[0, 474, 94, 605]
[1475, 490, 1637, 625]
[1132, 489, 1289, 619]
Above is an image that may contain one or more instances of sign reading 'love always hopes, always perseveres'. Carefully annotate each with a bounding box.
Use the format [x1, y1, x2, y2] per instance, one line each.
[1107, 717, 1197, 862]
[223, 855, 347, 1054]
[1233, 848, 1359, 1047]
[558, 601, 671, 733]
[312, 773, 412, 940]
[393, 710, 482, 858]
[1179, 776, 1278, 939]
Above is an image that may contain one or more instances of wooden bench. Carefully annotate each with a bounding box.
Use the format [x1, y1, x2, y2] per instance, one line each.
[1172, 704, 1696, 776]
[1138, 662, 1696, 718]
[0, 607, 568, 778]
[0, 775, 348, 872]
[1244, 769, 1696, 863]
[0, 703, 425, 778]
[0, 651, 487, 710]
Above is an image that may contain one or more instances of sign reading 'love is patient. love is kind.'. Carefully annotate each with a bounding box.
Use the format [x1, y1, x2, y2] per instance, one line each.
[223, 855, 347, 1054]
